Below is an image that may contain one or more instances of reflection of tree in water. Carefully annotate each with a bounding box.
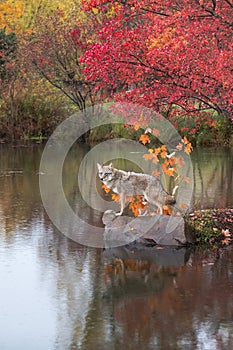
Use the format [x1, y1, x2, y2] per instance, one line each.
[103, 247, 233, 350]
[1, 145, 233, 349]
[36, 225, 126, 350]
[0, 145, 43, 238]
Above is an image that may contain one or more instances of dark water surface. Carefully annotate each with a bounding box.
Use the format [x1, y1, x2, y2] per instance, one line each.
[0, 144, 232, 350]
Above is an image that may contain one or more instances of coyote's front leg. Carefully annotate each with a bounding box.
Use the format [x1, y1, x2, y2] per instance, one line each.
[115, 192, 126, 216]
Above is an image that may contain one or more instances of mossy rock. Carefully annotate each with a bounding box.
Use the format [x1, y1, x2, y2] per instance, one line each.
[185, 208, 233, 246]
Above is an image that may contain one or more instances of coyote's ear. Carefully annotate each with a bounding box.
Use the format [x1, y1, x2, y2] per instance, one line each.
[97, 163, 102, 170]
[108, 162, 113, 168]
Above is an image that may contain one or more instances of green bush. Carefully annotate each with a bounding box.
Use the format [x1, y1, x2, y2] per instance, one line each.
[0, 91, 69, 141]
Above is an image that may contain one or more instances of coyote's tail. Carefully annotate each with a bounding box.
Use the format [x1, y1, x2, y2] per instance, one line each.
[172, 185, 179, 197]
[165, 185, 178, 205]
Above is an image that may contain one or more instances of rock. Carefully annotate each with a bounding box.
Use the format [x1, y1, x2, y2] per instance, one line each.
[103, 211, 195, 247]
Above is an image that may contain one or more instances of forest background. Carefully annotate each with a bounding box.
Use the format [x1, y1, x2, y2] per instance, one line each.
[0, 0, 232, 145]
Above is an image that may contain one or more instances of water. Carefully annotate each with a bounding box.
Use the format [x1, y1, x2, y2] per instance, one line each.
[0, 144, 232, 350]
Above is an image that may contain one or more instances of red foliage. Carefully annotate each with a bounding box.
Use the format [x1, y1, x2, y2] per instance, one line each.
[82, 0, 233, 121]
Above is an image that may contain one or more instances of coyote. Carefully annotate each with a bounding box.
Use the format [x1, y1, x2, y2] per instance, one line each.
[97, 163, 177, 216]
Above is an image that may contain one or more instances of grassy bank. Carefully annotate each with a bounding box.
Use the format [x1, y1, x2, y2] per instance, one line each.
[0, 95, 232, 146]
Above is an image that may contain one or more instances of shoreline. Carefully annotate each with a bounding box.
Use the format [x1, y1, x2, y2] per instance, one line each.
[185, 208, 233, 246]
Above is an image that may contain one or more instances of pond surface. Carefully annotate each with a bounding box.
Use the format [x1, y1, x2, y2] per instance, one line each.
[0, 144, 232, 350]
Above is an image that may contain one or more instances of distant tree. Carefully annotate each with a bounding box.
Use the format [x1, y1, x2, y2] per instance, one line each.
[0, 1, 23, 33]
[82, 0, 233, 140]
[23, 10, 101, 111]
[0, 0, 80, 32]
[0, 28, 17, 83]
[0, 1, 96, 139]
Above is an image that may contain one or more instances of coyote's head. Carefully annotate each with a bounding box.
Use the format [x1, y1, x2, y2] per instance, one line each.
[97, 163, 115, 182]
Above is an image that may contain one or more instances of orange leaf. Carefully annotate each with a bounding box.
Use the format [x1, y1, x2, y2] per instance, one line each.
[182, 136, 189, 145]
[102, 184, 110, 193]
[161, 145, 167, 151]
[222, 238, 231, 245]
[161, 163, 175, 176]
[174, 156, 185, 167]
[179, 203, 187, 209]
[167, 157, 175, 166]
[152, 169, 161, 177]
[185, 142, 193, 154]
[163, 205, 172, 215]
[143, 152, 159, 163]
[129, 196, 147, 216]
[139, 134, 150, 145]
[160, 150, 168, 159]
[112, 193, 119, 201]
[143, 153, 154, 161]
[152, 155, 159, 163]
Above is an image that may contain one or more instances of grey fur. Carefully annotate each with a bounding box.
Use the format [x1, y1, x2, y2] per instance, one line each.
[97, 163, 176, 215]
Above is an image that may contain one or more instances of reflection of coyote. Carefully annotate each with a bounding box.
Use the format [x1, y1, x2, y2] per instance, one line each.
[97, 163, 177, 216]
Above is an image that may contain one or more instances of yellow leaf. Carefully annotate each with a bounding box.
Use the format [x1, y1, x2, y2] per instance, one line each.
[185, 142, 193, 154]
[134, 122, 141, 131]
[92, 7, 99, 14]
[102, 184, 110, 193]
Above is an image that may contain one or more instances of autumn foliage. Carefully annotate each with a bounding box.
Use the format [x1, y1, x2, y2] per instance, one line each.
[102, 133, 192, 216]
[0, 0, 232, 142]
[0, 0, 99, 139]
[82, 0, 233, 127]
